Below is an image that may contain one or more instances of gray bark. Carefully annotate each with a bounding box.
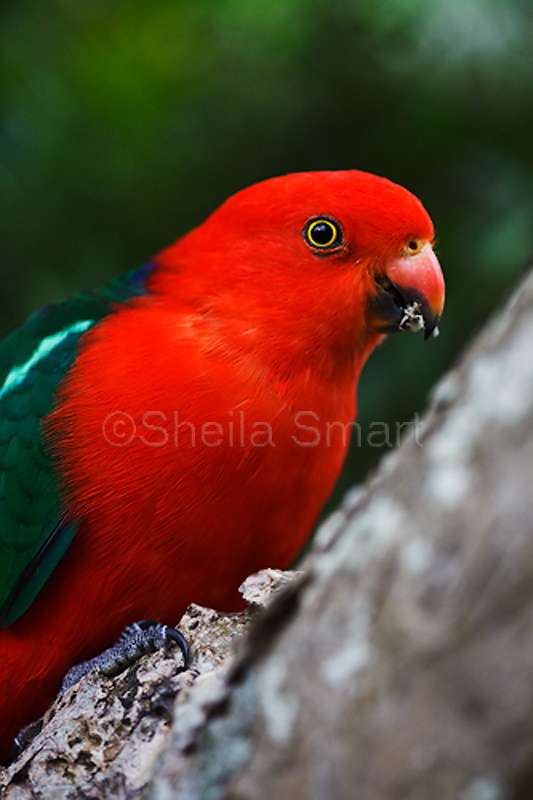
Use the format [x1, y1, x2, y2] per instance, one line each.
[0, 572, 295, 799]
[3, 267, 533, 800]
[150, 266, 533, 800]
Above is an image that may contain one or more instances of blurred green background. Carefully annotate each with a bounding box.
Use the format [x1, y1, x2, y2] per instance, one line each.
[1, 0, 532, 502]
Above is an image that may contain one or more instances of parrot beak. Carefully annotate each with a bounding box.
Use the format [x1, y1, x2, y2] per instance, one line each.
[367, 243, 445, 340]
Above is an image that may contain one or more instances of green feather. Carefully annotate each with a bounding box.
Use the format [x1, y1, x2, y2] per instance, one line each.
[0, 263, 154, 626]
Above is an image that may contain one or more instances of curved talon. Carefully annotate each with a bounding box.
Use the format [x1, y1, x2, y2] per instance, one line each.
[125, 619, 189, 666]
[162, 626, 189, 666]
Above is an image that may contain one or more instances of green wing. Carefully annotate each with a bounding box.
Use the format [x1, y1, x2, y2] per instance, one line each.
[0, 263, 154, 626]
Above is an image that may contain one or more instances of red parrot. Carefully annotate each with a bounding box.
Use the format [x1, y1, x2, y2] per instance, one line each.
[0, 170, 444, 761]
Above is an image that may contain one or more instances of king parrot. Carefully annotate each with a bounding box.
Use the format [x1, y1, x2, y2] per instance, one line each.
[0, 170, 444, 762]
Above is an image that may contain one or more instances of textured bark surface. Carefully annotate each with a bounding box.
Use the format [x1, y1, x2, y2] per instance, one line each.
[0, 570, 296, 799]
[3, 268, 533, 800]
[149, 267, 533, 800]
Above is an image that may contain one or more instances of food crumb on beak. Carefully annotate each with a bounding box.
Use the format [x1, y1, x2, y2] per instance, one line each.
[399, 301, 425, 333]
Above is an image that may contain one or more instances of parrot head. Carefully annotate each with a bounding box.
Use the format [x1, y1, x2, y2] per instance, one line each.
[154, 170, 445, 360]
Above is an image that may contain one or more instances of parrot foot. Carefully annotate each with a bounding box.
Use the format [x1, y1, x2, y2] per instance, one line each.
[10, 623, 188, 762]
[60, 619, 189, 693]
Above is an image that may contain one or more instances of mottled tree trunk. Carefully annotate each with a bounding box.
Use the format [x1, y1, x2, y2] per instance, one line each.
[150, 266, 533, 800]
[4, 267, 533, 800]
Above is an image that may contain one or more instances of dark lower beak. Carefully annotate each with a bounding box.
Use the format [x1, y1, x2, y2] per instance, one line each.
[368, 277, 440, 340]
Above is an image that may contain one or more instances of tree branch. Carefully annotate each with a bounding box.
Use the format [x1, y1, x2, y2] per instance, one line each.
[4, 268, 533, 800]
[150, 266, 533, 800]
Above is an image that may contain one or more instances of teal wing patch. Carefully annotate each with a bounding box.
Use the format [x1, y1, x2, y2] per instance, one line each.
[0, 263, 154, 626]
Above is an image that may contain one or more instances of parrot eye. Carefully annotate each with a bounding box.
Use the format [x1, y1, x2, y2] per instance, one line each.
[303, 217, 343, 251]
[406, 238, 423, 255]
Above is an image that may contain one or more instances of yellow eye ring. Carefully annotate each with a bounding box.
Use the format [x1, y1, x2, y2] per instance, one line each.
[304, 217, 343, 250]
[406, 238, 423, 255]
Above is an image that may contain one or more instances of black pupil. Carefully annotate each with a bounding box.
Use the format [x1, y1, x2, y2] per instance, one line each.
[312, 222, 336, 245]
